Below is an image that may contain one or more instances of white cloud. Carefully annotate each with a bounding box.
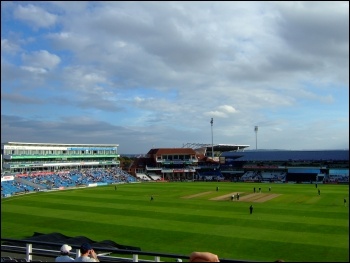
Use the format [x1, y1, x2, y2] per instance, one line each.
[14, 4, 57, 28]
[20, 66, 47, 74]
[1, 39, 20, 54]
[218, 105, 238, 113]
[22, 50, 60, 71]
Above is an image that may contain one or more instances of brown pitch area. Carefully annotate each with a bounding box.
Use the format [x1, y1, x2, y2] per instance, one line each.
[209, 192, 243, 200]
[208, 193, 281, 202]
[181, 191, 213, 199]
[239, 193, 281, 202]
[181, 191, 281, 203]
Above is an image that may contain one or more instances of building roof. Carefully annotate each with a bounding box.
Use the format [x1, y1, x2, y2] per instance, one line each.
[147, 148, 196, 155]
[1, 142, 119, 147]
[221, 150, 349, 162]
[183, 143, 250, 152]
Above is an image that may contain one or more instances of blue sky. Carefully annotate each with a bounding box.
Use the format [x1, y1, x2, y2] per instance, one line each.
[1, 1, 349, 154]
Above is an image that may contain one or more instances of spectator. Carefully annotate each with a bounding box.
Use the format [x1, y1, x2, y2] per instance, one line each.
[56, 244, 74, 262]
[190, 252, 219, 262]
[74, 243, 99, 262]
[189, 251, 283, 262]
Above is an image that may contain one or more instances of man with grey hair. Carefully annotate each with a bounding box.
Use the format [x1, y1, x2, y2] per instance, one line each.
[56, 244, 74, 262]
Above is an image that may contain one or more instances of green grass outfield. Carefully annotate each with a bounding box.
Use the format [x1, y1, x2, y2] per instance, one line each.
[1, 182, 349, 262]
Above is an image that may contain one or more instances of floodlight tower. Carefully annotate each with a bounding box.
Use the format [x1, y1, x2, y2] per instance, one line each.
[210, 118, 214, 159]
[254, 126, 258, 150]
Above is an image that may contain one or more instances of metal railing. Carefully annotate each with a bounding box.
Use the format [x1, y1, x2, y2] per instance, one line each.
[1, 238, 249, 262]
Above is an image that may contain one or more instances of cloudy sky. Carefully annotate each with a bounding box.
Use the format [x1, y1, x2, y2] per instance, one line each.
[1, 1, 349, 154]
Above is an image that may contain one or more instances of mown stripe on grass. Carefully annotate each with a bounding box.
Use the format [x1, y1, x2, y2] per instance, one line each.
[2, 210, 348, 250]
[3, 196, 348, 227]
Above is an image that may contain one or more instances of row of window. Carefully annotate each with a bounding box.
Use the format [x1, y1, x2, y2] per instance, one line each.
[157, 155, 194, 160]
[3, 150, 118, 155]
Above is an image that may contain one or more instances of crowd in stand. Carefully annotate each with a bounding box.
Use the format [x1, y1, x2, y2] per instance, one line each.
[324, 174, 349, 183]
[241, 171, 287, 182]
[1, 167, 137, 198]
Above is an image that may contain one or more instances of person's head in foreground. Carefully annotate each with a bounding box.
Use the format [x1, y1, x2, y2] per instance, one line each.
[189, 252, 220, 262]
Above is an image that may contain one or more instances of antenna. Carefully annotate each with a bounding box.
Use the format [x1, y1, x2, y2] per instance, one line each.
[254, 126, 258, 150]
[211, 118, 214, 159]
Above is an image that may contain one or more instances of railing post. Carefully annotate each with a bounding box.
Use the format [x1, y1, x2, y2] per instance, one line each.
[26, 243, 32, 262]
[133, 253, 138, 262]
[155, 256, 160, 262]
